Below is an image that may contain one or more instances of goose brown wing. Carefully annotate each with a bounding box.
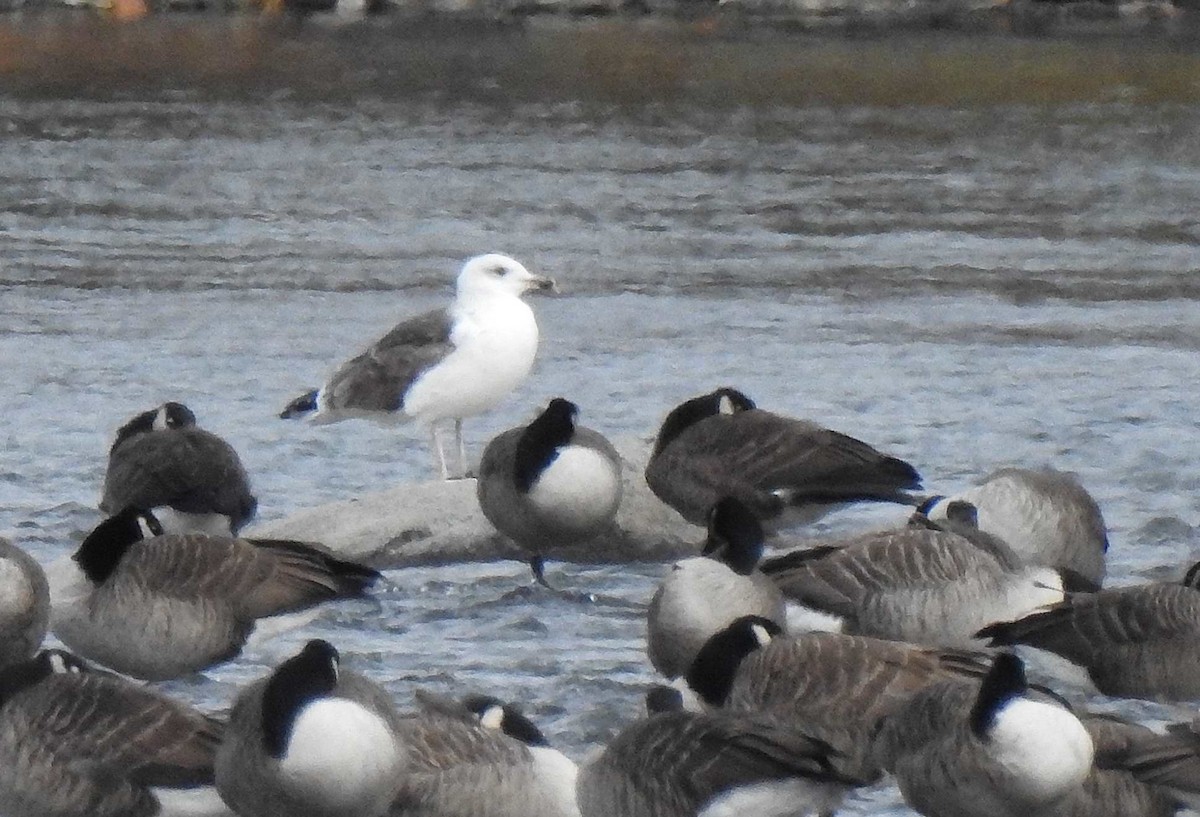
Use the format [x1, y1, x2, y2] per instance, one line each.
[397, 712, 531, 773]
[101, 428, 254, 523]
[1130, 719, 1200, 795]
[977, 584, 1200, 661]
[726, 413, 920, 501]
[647, 411, 919, 524]
[604, 711, 856, 802]
[763, 529, 992, 613]
[121, 534, 378, 618]
[27, 672, 221, 786]
[321, 309, 454, 413]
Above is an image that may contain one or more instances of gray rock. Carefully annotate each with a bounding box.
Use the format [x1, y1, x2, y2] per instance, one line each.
[246, 437, 700, 569]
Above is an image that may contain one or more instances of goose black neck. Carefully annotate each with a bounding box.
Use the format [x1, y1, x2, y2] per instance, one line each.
[73, 508, 154, 584]
[652, 388, 755, 457]
[261, 640, 340, 758]
[0, 655, 55, 704]
[514, 398, 578, 493]
[685, 615, 780, 707]
[969, 652, 1028, 739]
[703, 497, 765, 576]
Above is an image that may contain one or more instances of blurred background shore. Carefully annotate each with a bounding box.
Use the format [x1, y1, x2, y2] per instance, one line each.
[1, 0, 1200, 104]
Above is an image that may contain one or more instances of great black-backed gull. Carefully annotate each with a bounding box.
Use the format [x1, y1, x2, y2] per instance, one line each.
[280, 253, 555, 481]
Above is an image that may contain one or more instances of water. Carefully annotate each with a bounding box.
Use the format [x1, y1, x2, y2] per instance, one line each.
[2, 23, 1200, 815]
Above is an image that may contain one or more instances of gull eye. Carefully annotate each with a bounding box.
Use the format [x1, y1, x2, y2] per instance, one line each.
[490, 265, 508, 277]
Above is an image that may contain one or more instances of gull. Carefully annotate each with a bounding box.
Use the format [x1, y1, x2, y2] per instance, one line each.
[280, 254, 555, 480]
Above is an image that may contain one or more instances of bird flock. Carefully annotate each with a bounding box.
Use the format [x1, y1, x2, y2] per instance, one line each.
[2, 251, 1199, 817]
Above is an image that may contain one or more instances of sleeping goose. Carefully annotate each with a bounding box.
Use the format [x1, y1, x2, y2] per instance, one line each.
[50, 508, 380, 680]
[477, 398, 622, 587]
[683, 616, 993, 782]
[1055, 714, 1198, 817]
[977, 559, 1200, 700]
[392, 690, 580, 817]
[0, 538, 49, 667]
[869, 652, 1094, 817]
[576, 708, 860, 817]
[101, 401, 257, 536]
[0, 648, 229, 817]
[217, 640, 404, 817]
[920, 467, 1108, 591]
[644, 387, 922, 527]
[646, 497, 786, 679]
[762, 507, 1064, 648]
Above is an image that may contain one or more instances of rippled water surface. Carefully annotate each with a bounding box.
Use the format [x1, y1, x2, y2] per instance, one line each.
[2, 28, 1200, 814]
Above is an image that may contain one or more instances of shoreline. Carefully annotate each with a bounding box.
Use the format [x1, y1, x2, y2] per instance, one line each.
[2, 9, 1200, 103]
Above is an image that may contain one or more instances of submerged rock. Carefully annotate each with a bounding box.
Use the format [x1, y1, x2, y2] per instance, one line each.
[246, 438, 700, 569]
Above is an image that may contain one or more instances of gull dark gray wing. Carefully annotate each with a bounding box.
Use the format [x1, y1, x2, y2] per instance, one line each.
[321, 309, 455, 414]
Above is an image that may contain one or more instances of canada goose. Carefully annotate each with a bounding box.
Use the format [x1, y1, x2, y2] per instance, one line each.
[761, 516, 1064, 648]
[1054, 714, 1196, 817]
[217, 640, 404, 817]
[0, 648, 229, 817]
[869, 652, 1094, 817]
[459, 692, 553, 748]
[392, 690, 580, 817]
[280, 254, 556, 480]
[477, 398, 622, 586]
[921, 467, 1109, 591]
[576, 709, 860, 817]
[644, 387, 922, 527]
[101, 401, 257, 535]
[684, 616, 992, 782]
[50, 508, 380, 680]
[977, 560, 1200, 700]
[646, 497, 786, 678]
[0, 538, 49, 667]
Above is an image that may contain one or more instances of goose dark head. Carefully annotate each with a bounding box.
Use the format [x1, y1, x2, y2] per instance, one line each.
[111, 401, 197, 451]
[1183, 560, 1200, 591]
[261, 639, 341, 759]
[702, 497, 765, 576]
[969, 652, 1029, 740]
[645, 684, 685, 715]
[513, 398, 579, 494]
[462, 693, 549, 747]
[73, 507, 162, 584]
[685, 615, 781, 708]
[0, 649, 88, 704]
[651, 387, 755, 457]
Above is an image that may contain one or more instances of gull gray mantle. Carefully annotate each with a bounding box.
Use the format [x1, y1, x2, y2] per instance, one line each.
[247, 438, 697, 568]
